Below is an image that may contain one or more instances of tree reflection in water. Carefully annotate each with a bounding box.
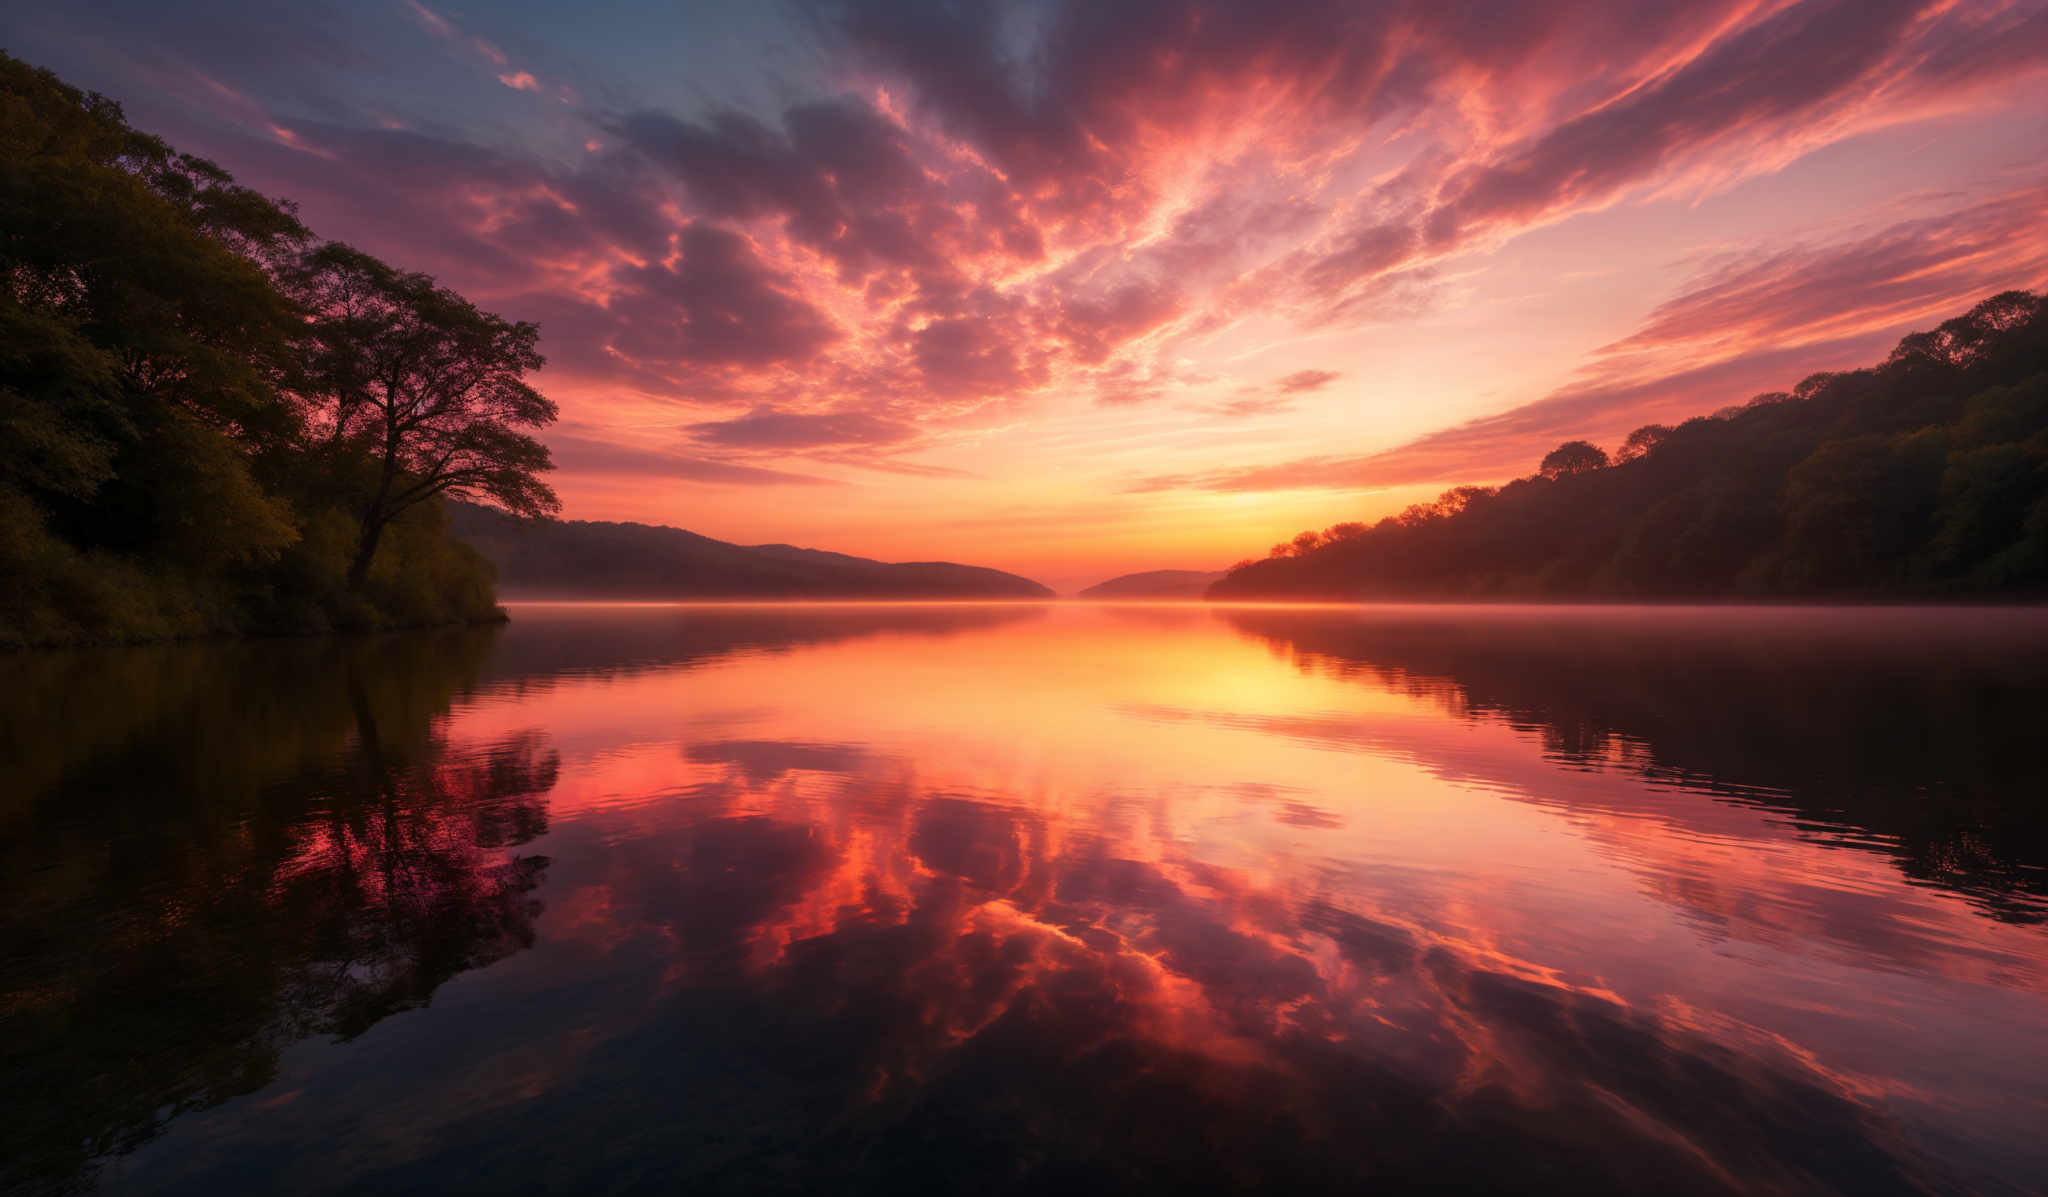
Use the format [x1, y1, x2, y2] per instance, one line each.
[0, 631, 558, 1195]
[1220, 604, 2048, 921]
[5, 605, 2045, 1194]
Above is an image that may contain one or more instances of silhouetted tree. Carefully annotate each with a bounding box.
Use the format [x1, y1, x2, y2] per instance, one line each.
[1435, 485, 1496, 515]
[1886, 289, 2038, 370]
[294, 243, 560, 588]
[1792, 372, 1838, 399]
[1539, 440, 1609, 478]
[1615, 425, 1671, 462]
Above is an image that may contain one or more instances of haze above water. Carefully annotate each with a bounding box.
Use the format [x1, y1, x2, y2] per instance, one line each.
[5, 603, 2046, 1195]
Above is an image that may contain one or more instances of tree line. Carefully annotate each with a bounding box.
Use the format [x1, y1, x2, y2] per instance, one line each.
[1213, 290, 2048, 599]
[1, 54, 559, 646]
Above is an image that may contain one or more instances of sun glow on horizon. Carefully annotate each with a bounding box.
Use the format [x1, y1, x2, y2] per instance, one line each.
[13, 0, 2044, 587]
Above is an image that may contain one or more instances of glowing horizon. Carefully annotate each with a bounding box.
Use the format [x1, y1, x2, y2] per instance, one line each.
[8, 0, 2045, 591]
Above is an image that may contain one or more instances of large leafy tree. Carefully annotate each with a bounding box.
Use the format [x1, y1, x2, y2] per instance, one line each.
[294, 244, 559, 587]
[1538, 440, 1610, 479]
[3, 51, 549, 642]
[1, 53, 306, 572]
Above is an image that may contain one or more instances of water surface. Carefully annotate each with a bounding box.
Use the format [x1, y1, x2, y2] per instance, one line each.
[4, 603, 2046, 1194]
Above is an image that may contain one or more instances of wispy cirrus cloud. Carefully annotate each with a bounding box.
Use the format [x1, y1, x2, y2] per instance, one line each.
[1194, 368, 1346, 419]
[1138, 180, 2048, 493]
[1277, 369, 1343, 394]
[547, 430, 841, 488]
[686, 406, 918, 451]
[10, 0, 2045, 561]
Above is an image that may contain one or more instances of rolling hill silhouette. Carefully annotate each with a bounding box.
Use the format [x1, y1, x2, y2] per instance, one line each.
[450, 504, 1052, 599]
[1078, 570, 1227, 599]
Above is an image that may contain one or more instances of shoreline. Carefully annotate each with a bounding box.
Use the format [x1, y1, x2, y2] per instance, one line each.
[0, 609, 512, 655]
[15, 594, 2047, 651]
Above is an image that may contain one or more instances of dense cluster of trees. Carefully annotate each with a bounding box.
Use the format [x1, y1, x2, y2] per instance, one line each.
[1215, 291, 2048, 599]
[1, 54, 558, 646]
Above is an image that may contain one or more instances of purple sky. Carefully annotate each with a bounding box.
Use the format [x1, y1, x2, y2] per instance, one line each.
[8, 0, 2044, 588]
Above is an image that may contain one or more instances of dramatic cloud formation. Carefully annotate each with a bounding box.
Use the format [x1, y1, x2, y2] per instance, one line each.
[1159, 180, 2048, 492]
[6, 0, 2044, 580]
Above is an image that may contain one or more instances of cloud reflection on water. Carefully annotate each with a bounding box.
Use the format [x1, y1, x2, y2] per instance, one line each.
[11, 603, 2047, 1193]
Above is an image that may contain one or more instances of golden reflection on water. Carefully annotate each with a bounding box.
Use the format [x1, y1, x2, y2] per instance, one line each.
[7, 602, 2048, 1194]
[456, 603, 2048, 1186]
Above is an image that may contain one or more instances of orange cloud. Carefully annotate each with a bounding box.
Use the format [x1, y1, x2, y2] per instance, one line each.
[43, 0, 2045, 574]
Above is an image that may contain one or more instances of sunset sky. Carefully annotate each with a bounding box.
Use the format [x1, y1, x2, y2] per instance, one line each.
[7, 0, 2046, 590]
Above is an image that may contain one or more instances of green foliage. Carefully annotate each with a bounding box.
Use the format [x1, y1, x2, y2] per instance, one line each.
[1216, 291, 2048, 600]
[0, 53, 548, 647]
[1777, 429, 1946, 588]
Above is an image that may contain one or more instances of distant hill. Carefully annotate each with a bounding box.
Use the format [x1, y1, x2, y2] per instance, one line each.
[449, 504, 1053, 599]
[1212, 291, 2048, 601]
[1078, 570, 1227, 599]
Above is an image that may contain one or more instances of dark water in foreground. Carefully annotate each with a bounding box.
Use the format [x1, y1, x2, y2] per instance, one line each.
[3, 603, 2046, 1195]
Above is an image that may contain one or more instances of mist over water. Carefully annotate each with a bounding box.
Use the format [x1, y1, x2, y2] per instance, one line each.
[4, 603, 2045, 1195]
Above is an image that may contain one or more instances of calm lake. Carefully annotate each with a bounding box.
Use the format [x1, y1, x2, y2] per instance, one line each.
[4, 602, 2046, 1195]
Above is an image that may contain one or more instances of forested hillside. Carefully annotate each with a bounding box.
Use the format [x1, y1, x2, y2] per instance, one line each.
[1, 54, 557, 646]
[1213, 291, 2048, 600]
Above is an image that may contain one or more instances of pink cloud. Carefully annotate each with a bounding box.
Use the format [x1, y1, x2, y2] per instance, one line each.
[547, 430, 841, 487]
[402, 0, 454, 39]
[685, 406, 918, 452]
[1276, 369, 1342, 394]
[60, 0, 2046, 512]
[1137, 181, 2048, 494]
